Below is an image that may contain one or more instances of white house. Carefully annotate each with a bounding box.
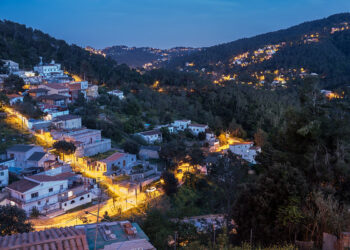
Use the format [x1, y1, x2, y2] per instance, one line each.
[5, 172, 96, 215]
[95, 152, 137, 174]
[188, 123, 208, 136]
[137, 130, 162, 144]
[172, 120, 191, 131]
[229, 142, 261, 164]
[107, 89, 124, 100]
[52, 114, 82, 130]
[2, 60, 19, 72]
[0, 165, 9, 188]
[7, 144, 45, 169]
[34, 59, 64, 77]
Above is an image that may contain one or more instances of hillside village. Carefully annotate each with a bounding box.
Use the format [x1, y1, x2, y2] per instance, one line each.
[0, 58, 261, 227]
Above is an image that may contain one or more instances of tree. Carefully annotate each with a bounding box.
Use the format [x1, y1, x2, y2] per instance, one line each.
[161, 171, 178, 196]
[30, 207, 40, 218]
[198, 132, 206, 141]
[3, 74, 25, 94]
[188, 147, 204, 168]
[122, 140, 140, 154]
[53, 140, 76, 161]
[0, 205, 33, 236]
[254, 128, 267, 147]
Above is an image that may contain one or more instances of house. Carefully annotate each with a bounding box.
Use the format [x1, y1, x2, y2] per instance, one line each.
[0, 221, 155, 250]
[27, 88, 49, 99]
[107, 89, 124, 99]
[188, 123, 208, 136]
[6, 144, 45, 169]
[5, 173, 71, 214]
[39, 83, 70, 97]
[39, 104, 69, 120]
[139, 146, 160, 160]
[59, 128, 111, 157]
[6, 94, 23, 105]
[0, 227, 89, 250]
[86, 84, 99, 99]
[137, 130, 162, 144]
[38, 94, 69, 107]
[2, 59, 19, 72]
[95, 152, 137, 174]
[26, 151, 55, 168]
[0, 165, 9, 187]
[34, 59, 64, 77]
[66, 82, 86, 101]
[172, 120, 191, 131]
[52, 114, 82, 130]
[229, 142, 261, 164]
[5, 172, 96, 215]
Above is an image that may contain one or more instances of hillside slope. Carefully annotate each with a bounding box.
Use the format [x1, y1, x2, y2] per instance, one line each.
[0, 20, 141, 87]
[167, 13, 350, 88]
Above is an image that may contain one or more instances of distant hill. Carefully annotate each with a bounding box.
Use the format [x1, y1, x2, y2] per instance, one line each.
[101, 45, 201, 68]
[0, 20, 141, 87]
[167, 13, 350, 89]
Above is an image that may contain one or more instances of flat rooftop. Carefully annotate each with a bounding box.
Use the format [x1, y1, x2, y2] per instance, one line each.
[81, 221, 151, 250]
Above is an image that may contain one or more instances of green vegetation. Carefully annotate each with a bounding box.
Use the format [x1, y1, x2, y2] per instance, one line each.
[0, 205, 33, 236]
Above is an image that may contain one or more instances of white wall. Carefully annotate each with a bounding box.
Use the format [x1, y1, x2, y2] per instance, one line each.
[62, 192, 92, 211]
[0, 169, 9, 187]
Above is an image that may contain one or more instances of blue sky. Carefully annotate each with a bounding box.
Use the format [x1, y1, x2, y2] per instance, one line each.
[0, 0, 349, 49]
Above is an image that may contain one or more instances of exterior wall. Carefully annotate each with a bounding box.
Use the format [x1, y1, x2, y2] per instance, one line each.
[229, 143, 259, 164]
[172, 120, 191, 131]
[62, 192, 92, 211]
[7, 179, 68, 214]
[0, 168, 9, 187]
[107, 90, 124, 99]
[139, 133, 162, 144]
[76, 139, 112, 157]
[7, 146, 44, 168]
[64, 129, 101, 145]
[44, 110, 69, 120]
[96, 153, 137, 173]
[188, 126, 207, 135]
[54, 117, 81, 130]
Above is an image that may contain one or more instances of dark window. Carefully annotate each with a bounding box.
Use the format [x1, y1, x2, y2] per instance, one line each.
[71, 200, 75, 204]
[0, 172, 4, 176]
[87, 195, 90, 198]
[80, 197, 84, 201]
[31, 192, 39, 198]
[60, 185, 63, 189]
[64, 203, 67, 206]
[38, 201, 41, 205]
[49, 188, 53, 192]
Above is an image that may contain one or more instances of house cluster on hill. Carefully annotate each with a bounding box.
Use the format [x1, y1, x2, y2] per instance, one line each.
[0, 144, 99, 217]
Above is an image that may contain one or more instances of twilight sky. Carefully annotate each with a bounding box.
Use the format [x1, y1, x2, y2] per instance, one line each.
[0, 0, 349, 49]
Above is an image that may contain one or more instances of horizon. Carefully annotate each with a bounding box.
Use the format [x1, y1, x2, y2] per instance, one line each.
[0, 0, 349, 49]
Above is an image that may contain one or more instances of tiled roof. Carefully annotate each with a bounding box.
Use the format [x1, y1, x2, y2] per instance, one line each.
[7, 179, 39, 193]
[139, 130, 161, 136]
[27, 88, 49, 93]
[0, 227, 88, 250]
[27, 172, 75, 182]
[231, 141, 254, 145]
[7, 144, 36, 153]
[101, 152, 125, 163]
[53, 114, 81, 121]
[38, 94, 68, 101]
[189, 123, 208, 128]
[27, 152, 46, 162]
[45, 83, 68, 90]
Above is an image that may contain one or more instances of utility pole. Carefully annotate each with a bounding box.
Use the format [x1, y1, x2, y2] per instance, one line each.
[250, 228, 253, 249]
[94, 187, 102, 250]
